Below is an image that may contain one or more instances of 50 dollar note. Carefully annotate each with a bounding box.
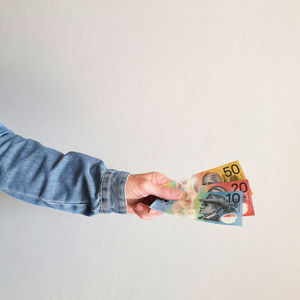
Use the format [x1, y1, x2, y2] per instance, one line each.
[192, 160, 247, 186]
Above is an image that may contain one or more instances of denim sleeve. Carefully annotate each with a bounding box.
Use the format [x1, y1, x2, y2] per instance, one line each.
[0, 122, 130, 216]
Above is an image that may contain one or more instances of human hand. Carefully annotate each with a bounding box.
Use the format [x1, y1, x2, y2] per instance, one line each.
[125, 172, 183, 220]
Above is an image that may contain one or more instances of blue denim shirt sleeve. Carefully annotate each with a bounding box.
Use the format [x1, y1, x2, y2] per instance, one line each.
[0, 122, 130, 216]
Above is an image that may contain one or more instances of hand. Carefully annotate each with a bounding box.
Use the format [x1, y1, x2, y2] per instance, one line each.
[126, 172, 183, 220]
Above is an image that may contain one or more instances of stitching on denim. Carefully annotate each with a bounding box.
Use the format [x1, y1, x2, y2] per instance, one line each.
[98, 168, 109, 200]
[0, 186, 90, 205]
[98, 169, 111, 213]
[123, 173, 131, 213]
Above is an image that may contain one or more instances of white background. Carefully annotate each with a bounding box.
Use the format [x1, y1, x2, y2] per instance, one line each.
[0, 1, 299, 299]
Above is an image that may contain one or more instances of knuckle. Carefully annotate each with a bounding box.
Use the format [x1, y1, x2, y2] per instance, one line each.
[161, 186, 171, 198]
[150, 171, 163, 180]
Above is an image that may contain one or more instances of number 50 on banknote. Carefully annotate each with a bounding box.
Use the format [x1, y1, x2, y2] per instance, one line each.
[150, 161, 254, 226]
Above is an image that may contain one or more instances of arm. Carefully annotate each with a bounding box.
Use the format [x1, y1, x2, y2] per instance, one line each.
[0, 122, 183, 219]
[0, 122, 129, 216]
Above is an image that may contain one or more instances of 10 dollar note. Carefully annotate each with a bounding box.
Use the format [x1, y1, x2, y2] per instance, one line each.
[150, 190, 243, 226]
[150, 161, 254, 226]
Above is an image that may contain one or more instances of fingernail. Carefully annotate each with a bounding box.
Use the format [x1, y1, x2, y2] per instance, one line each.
[150, 209, 158, 215]
[135, 205, 144, 212]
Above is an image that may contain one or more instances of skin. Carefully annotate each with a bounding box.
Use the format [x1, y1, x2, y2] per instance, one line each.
[126, 172, 183, 221]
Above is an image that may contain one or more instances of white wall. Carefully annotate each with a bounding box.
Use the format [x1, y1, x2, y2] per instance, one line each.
[0, 1, 299, 299]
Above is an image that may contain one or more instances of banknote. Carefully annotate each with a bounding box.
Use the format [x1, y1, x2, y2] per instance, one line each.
[199, 180, 254, 217]
[180, 160, 252, 196]
[192, 160, 247, 187]
[150, 190, 243, 226]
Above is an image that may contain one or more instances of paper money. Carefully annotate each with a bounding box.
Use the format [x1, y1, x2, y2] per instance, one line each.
[192, 160, 246, 186]
[150, 161, 254, 225]
[199, 180, 254, 217]
[150, 191, 243, 226]
[191, 160, 253, 195]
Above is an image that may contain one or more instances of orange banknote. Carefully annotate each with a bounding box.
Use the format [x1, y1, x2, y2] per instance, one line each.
[192, 161, 246, 187]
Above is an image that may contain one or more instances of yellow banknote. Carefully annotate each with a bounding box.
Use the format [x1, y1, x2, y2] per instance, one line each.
[192, 161, 247, 187]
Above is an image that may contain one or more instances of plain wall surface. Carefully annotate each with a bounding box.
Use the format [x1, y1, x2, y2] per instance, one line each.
[0, 1, 299, 299]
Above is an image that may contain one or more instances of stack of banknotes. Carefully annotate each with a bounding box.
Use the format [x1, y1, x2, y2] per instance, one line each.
[150, 161, 254, 226]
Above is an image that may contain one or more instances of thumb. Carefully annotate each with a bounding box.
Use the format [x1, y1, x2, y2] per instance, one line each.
[147, 182, 183, 200]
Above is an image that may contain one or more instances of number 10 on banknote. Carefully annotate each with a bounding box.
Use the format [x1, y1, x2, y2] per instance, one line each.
[150, 161, 254, 226]
[150, 191, 243, 226]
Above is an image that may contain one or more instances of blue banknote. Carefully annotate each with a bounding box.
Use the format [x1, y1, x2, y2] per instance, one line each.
[150, 191, 243, 226]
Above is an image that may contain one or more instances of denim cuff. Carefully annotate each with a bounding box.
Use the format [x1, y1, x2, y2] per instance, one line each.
[100, 169, 130, 214]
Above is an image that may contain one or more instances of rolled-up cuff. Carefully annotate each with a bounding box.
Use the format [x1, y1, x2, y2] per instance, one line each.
[100, 169, 130, 214]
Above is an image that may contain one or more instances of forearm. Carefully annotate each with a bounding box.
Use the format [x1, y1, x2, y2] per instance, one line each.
[0, 122, 129, 216]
